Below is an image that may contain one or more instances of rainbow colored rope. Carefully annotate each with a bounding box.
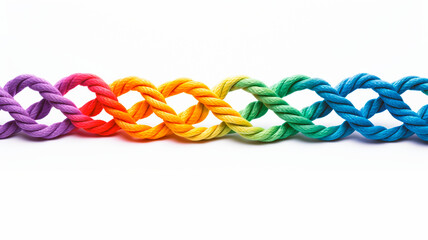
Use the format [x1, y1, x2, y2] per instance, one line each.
[1, 73, 427, 142]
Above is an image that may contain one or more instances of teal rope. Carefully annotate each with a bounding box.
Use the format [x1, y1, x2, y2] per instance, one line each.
[219, 73, 428, 141]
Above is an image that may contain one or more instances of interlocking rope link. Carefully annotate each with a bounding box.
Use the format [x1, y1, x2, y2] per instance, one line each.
[1, 73, 427, 142]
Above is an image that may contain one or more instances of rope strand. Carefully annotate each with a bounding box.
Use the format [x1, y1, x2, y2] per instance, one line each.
[1, 73, 427, 142]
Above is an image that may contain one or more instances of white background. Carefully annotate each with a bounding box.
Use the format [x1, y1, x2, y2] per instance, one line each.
[1, 0, 428, 239]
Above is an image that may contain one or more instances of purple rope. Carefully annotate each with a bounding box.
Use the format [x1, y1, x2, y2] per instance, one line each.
[0, 75, 82, 139]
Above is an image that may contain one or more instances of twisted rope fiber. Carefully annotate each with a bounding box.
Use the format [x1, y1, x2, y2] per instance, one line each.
[1, 73, 427, 141]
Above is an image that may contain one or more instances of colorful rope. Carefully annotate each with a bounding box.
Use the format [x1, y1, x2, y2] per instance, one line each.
[1, 73, 427, 142]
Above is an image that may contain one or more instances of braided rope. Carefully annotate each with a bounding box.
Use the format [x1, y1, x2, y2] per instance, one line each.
[1, 73, 427, 142]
